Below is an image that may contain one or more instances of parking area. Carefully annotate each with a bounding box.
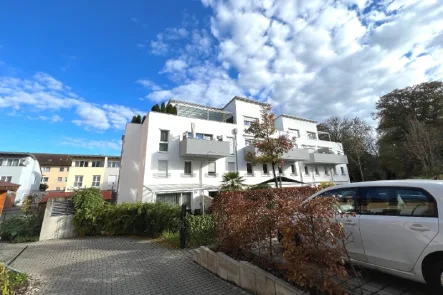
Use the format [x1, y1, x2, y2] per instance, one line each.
[0, 237, 247, 295]
[0, 237, 431, 295]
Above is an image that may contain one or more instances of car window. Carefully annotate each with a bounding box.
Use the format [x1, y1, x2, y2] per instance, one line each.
[318, 188, 357, 213]
[360, 187, 437, 217]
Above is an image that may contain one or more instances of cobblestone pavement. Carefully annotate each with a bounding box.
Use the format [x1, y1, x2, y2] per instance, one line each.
[0, 237, 248, 295]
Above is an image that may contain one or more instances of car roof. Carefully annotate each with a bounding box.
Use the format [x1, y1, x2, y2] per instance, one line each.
[315, 180, 443, 197]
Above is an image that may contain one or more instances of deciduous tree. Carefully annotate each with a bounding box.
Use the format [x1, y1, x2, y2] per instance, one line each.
[245, 106, 294, 188]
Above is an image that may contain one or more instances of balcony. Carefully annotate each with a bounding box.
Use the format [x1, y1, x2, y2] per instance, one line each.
[308, 153, 349, 164]
[244, 146, 310, 161]
[180, 137, 230, 159]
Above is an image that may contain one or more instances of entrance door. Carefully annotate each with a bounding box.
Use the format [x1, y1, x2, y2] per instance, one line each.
[358, 187, 438, 271]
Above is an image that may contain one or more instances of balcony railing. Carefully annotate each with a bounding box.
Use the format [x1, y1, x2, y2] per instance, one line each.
[180, 133, 230, 158]
[308, 153, 348, 164]
[244, 145, 310, 161]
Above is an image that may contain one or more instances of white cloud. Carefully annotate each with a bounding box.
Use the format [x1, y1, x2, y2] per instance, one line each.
[142, 0, 443, 123]
[60, 137, 122, 151]
[162, 59, 188, 73]
[0, 72, 144, 130]
[136, 79, 162, 91]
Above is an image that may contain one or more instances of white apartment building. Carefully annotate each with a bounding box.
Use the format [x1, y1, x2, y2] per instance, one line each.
[0, 152, 42, 203]
[117, 96, 349, 211]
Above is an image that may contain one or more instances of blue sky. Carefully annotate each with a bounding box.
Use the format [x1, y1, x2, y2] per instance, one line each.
[1, 0, 442, 155]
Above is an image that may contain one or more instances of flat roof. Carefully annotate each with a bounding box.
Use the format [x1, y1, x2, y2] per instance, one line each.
[223, 96, 270, 108]
[275, 114, 317, 124]
[169, 99, 231, 114]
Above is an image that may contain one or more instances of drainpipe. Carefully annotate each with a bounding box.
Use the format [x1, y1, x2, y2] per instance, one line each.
[233, 128, 238, 173]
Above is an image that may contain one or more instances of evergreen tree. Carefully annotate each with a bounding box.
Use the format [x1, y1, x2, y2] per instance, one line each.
[135, 115, 141, 123]
[151, 104, 160, 112]
[165, 102, 173, 114]
[160, 102, 166, 113]
[131, 116, 137, 123]
[142, 115, 146, 123]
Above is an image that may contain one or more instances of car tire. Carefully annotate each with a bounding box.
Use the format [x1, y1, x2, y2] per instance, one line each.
[428, 261, 443, 294]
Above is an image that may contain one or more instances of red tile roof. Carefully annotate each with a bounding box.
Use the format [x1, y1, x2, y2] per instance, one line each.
[40, 190, 112, 203]
[0, 180, 20, 188]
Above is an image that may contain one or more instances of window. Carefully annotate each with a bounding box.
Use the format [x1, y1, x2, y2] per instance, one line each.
[341, 167, 345, 175]
[278, 166, 283, 174]
[184, 161, 192, 175]
[158, 160, 168, 176]
[333, 167, 338, 175]
[244, 117, 257, 126]
[208, 162, 216, 176]
[319, 188, 357, 213]
[91, 161, 104, 167]
[324, 166, 329, 175]
[67, 167, 70, 172]
[159, 130, 169, 152]
[304, 166, 309, 175]
[42, 167, 50, 172]
[65, 177, 68, 182]
[227, 137, 234, 155]
[0, 176, 12, 182]
[41, 177, 49, 183]
[262, 164, 268, 174]
[59, 167, 64, 172]
[196, 133, 213, 140]
[75, 161, 88, 167]
[92, 175, 101, 187]
[291, 164, 297, 175]
[245, 139, 253, 146]
[156, 193, 180, 206]
[57, 177, 62, 183]
[315, 166, 319, 175]
[289, 128, 300, 138]
[107, 161, 120, 168]
[227, 162, 235, 172]
[360, 187, 437, 217]
[307, 132, 317, 140]
[56, 187, 60, 191]
[0, 159, 3, 166]
[74, 176, 83, 187]
[247, 163, 253, 175]
[181, 192, 192, 209]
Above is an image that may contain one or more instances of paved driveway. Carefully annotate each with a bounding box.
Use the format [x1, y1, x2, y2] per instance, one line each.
[0, 237, 247, 295]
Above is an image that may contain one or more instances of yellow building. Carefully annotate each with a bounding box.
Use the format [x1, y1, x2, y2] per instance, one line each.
[34, 154, 72, 191]
[66, 155, 120, 191]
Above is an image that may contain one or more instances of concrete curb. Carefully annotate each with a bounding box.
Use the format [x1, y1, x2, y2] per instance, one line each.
[194, 246, 305, 295]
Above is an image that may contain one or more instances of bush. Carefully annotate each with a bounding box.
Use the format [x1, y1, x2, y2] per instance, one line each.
[186, 214, 215, 248]
[281, 197, 352, 294]
[0, 262, 29, 295]
[212, 187, 318, 257]
[0, 215, 41, 243]
[72, 188, 104, 235]
[98, 202, 180, 237]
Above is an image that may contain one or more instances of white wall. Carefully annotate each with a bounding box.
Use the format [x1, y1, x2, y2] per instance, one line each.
[118, 97, 351, 208]
[0, 155, 41, 203]
[117, 124, 142, 203]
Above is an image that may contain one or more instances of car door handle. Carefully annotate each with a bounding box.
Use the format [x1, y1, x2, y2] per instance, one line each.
[410, 225, 430, 232]
[344, 220, 356, 225]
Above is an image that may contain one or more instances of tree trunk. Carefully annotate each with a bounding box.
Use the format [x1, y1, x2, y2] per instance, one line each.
[271, 163, 278, 188]
[357, 155, 365, 181]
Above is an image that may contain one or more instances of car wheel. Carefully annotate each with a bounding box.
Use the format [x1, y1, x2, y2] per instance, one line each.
[428, 261, 443, 294]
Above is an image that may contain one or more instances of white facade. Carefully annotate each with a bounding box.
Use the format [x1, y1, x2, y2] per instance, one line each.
[0, 153, 42, 203]
[117, 97, 350, 210]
